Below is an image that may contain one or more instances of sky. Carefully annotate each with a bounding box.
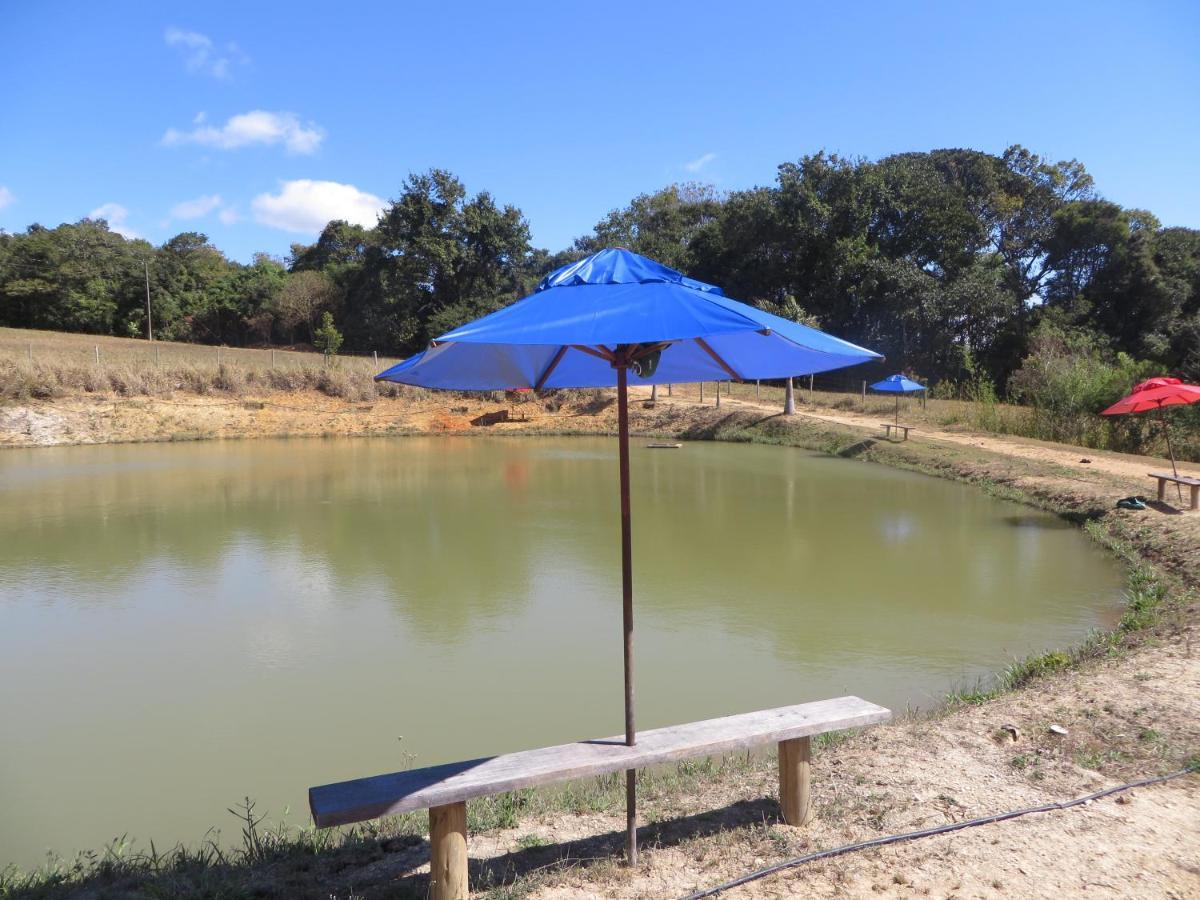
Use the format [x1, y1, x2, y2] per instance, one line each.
[1, 0, 1198, 263]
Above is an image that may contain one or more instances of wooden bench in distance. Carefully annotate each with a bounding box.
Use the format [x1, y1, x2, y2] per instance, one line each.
[880, 423, 913, 441]
[1148, 471, 1200, 510]
[310, 696, 890, 899]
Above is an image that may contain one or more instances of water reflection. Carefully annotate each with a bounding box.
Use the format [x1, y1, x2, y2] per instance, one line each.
[0, 436, 1126, 869]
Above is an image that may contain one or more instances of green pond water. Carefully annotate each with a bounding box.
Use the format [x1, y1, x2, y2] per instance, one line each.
[0, 436, 1126, 868]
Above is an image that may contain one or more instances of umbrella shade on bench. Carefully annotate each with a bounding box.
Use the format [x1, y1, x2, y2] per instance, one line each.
[375, 247, 881, 864]
[870, 374, 925, 424]
[1102, 377, 1200, 481]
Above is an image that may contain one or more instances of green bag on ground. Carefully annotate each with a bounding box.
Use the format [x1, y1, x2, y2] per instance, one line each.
[1116, 496, 1147, 510]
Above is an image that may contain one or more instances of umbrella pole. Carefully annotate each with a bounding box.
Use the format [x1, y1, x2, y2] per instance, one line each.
[616, 365, 638, 866]
[1161, 408, 1184, 502]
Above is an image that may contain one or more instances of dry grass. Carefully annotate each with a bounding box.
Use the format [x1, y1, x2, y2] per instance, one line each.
[0, 327, 417, 404]
[0, 326, 403, 373]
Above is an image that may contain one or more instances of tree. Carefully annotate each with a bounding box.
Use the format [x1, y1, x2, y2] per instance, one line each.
[313, 311, 343, 356]
[275, 271, 334, 344]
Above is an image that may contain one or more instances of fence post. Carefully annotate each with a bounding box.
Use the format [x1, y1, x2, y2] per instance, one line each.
[373, 350, 378, 366]
[716, 383, 721, 407]
[667, 384, 672, 397]
[95, 345, 100, 365]
[810, 374, 814, 399]
[699, 382, 704, 403]
[861, 380, 866, 407]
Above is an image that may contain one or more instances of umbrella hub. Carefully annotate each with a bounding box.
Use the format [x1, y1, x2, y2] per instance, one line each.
[614, 343, 664, 379]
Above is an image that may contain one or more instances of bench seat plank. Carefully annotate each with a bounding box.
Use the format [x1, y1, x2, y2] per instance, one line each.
[310, 696, 890, 828]
[1148, 471, 1200, 486]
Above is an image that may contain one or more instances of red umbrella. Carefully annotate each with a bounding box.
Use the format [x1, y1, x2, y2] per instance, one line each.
[1101, 377, 1200, 486]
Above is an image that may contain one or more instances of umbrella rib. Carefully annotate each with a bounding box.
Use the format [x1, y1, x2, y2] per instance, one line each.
[572, 344, 616, 363]
[693, 337, 743, 382]
[534, 346, 569, 390]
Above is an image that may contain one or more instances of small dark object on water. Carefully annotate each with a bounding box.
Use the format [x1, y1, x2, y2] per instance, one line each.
[646, 442, 682, 449]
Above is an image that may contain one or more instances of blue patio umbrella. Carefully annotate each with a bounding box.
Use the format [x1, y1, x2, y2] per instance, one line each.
[870, 374, 926, 424]
[376, 248, 880, 863]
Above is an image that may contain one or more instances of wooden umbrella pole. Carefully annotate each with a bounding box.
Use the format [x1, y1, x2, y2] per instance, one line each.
[616, 364, 638, 866]
[1162, 408, 1184, 501]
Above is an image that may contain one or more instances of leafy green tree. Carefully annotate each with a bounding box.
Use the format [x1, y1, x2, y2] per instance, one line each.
[313, 311, 343, 356]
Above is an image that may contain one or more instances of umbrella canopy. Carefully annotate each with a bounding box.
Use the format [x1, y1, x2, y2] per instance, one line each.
[1100, 377, 1200, 415]
[1100, 377, 1200, 486]
[377, 248, 879, 389]
[375, 248, 880, 865]
[870, 374, 925, 393]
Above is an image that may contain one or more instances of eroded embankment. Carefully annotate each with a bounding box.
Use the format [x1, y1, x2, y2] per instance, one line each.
[1, 390, 1197, 899]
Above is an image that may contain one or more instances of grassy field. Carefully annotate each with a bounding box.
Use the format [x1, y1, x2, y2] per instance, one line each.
[0, 327, 403, 373]
[2, 326, 1196, 460]
[0, 327, 410, 403]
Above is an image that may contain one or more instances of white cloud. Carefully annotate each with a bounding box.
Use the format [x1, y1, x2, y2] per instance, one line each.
[252, 179, 385, 233]
[164, 27, 245, 80]
[162, 110, 325, 155]
[684, 152, 717, 173]
[0, 186, 13, 211]
[218, 206, 241, 225]
[89, 202, 139, 239]
[169, 194, 223, 220]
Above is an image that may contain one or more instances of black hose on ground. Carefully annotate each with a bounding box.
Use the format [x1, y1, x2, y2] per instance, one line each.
[680, 768, 1195, 899]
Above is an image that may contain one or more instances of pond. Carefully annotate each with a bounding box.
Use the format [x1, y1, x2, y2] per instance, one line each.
[0, 436, 1126, 868]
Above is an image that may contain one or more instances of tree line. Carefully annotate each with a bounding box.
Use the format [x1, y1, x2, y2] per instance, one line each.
[2, 147, 1198, 395]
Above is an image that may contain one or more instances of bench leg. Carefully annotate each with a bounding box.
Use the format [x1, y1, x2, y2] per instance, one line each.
[430, 801, 468, 900]
[778, 736, 812, 826]
[1191, 484, 1199, 511]
[1158, 479, 1166, 501]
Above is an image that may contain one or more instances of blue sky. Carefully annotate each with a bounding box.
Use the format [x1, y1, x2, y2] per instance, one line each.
[2, 1, 1198, 263]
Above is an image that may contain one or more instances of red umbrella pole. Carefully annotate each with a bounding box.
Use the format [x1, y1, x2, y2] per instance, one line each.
[616, 365, 638, 866]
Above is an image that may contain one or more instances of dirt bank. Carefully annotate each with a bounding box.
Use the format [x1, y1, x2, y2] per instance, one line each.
[1, 387, 1197, 899]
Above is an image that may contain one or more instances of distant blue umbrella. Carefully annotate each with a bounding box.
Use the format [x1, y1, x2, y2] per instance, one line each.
[870, 374, 926, 423]
[376, 248, 880, 863]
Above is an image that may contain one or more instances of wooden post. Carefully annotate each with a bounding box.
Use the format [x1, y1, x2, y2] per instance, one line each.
[144, 259, 153, 342]
[809, 374, 814, 399]
[667, 383, 672, 397]
[861, 380, 866, 407]
[756, 379, 760, 400]
[429, 802, 468, 899]
[95, 345, 100, 365]
[778, 736, 812, 826]
[716, 383, 721, 407]
[699, 381, 704, 403]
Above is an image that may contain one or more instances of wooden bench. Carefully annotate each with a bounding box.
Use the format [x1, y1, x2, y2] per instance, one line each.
[1149, 472, 1200, 510]
[310, 696, 890, 899]
[880, 423, 913, 441]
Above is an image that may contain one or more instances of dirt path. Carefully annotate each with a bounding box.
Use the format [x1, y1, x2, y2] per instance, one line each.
[703, 392, 1180, 488]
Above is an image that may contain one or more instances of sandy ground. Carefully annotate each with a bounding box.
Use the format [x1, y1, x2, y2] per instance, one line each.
[2, 387, 1198, 898]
